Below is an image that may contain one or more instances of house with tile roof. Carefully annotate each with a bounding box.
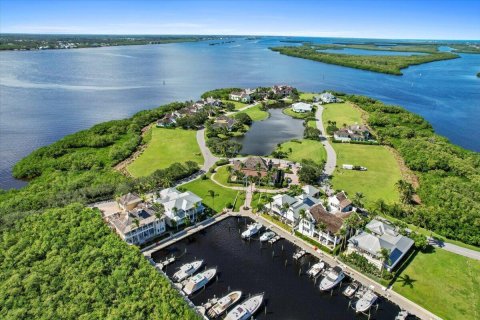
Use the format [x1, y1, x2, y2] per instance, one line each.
[334, 124, 373, 142]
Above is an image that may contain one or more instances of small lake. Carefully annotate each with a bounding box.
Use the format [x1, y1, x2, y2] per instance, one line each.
[233, 108, 304, 156]
[318, 48, 427, 56]
[152, 217, 402, 319]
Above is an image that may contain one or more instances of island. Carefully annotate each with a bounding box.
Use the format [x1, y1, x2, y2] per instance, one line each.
[270, 43, 459, 75]
[1, 86, 479, 320]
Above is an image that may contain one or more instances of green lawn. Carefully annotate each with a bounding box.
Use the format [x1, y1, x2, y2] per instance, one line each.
[182, 178, 244, 212]
[212, 165, 244, 187]
[299, 92, 317, 101]
[393, 248, 480, 320]
[261, 213, 292, 232]
[322, 102, 363, 128]
[283, 107, 313, 119]
[332, 143, 401, 206]
[307, 120, 317, 128]
[127, 127, 203, 177]
[222, 99, 247, 110]
[275, 139, 326, 165]
[238, 104, 269, 121]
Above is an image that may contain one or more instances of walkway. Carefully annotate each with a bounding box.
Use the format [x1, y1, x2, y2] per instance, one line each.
[428, 237, 480, 261]
[196, 128, 218, 172]
[315, 104, 336, 176]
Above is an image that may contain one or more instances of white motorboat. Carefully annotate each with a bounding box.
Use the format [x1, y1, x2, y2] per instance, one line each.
[207, 290, 242, 318]
[182, 268, 217, 295]
[307, 261, 325, 277]
[259, 231, 276, 242]
[395, 310, 409, 320]
[342, 282, 359, 298]
[355, 290, 378, 313]
[172, 260, 203, 282]
[241, 222, 262, 239]
[293, 249, 306, 260]
[319, 266, 345, 291]
[225, 293, 264, 320]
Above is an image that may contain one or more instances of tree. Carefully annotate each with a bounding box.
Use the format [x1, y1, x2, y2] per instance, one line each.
[374, 199, 388, 216]
[379, 248, 391, 275]
[297, 208, 307, 228]
[353, 192, 365, 209]
[396, 180, 415, 204]
[207, 190, 219, 212]
[133, 218, 140, 229]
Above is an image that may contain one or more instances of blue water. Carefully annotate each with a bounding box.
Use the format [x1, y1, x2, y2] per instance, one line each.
[318, 48, 427, 56]
[1, 37, 479, 189]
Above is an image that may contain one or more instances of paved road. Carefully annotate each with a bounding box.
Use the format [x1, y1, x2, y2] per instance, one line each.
[196, 128, 218, 172]
[428, 237, 480, 260]
[315, 105, 337, 176]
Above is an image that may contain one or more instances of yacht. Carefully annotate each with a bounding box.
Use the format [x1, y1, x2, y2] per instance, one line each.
[342, 282, 359, 298]
[319, 266, 345, 291]
[293, 249, 306, 260]
[259, 231, 276, 242]
[307, 261, 325, 277]
[172, 260, 203, 282]
[355, 290, 378, 313]
[225, 293, 264, 320]
[207, 291, 242, 318]
[182, 268, 217, 295]
[241, 222, 262, 239]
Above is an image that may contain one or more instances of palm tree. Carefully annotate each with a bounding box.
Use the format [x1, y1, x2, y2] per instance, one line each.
[379, 248, 391, 276]
[374, 199, 388, 216]
[338, 227, 348, 252]
[207, 190, 219, 212]
[133, 218, 140, 229]
[161, 177, 172, 188]
[396, 180, 414, 204]
[172, 207, 179, 230]
[296, 208, 307, 229]
[192, 202, 199, 222]
[281, 203, 290, 221]
[353, 192, 365, 209]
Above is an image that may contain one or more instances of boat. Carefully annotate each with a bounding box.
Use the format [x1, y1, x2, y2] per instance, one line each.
[395, 310, 409, 320]
[207, 291, 242, 318]
[355, 290, 378, 313]
[172, 260, 203, 282]
[319, 266, 345, 291]
[259, 231, 276, 242]
[155, 256, 175, 270]
[343, 282, 359, 298]
[307, 261, 325, 277]
[224, 293, 264, 320]
[293, 249, 306, 260]
[241, 222, 262, 239]
[182, 268, 217, 295]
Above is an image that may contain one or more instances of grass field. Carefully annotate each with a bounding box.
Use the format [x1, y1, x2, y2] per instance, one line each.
[222, 99, 247, 110]
[392, 248, 480, 320]
[212, 165, 244, 187]
[182, 178, 244, 212]
[332, 143, 401, 206]
[127, 127, 203, 177]
[322, 102, 363, 128]
[238, 104, 269, 121]
[275, 139, 326, 165]
[283, 107, 313, 119]
[307, 120, 317, 128]
[299, 92, 316, 101]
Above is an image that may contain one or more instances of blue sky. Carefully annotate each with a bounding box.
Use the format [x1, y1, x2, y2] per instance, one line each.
[1, 0, 479, 40]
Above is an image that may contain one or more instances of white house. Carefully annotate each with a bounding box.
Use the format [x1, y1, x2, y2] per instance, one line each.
[348, 219, 414, 271]
[291, 102, 313, 113]
[229, 91, 251, 103]
[318, 92, 337, 104]
[108, 204, 166, 245]
[156, 188, 204, 227]
[328, 191, 353, 213]
[270, 192, 320, 224]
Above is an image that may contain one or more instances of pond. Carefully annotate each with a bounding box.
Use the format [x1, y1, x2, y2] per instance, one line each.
[152, 217, 403, 320]
[233, 108, 304, 156]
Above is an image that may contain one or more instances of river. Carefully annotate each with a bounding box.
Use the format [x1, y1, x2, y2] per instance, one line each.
[1, 36, 479, 189]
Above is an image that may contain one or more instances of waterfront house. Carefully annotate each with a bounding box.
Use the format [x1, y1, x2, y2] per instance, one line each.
[212, 115, 237, 131]
[298, 203, 352, 247]
[233, 157, 271, 178]
[229, 90, 251, 103]
[107, 203, 166, 245]
[271, 84, 294, 97]
[347, 219, 414, 271]
[302, 185, 321, 198]
[291, 102, 313, 113]
[271, 193, 320, 224]
[318, 92, 337, 104]
[117, 192, 142, 211]
[156, 187, 204, 227]
[328, 191, 353, 213]
[334, 124, 373, 142]
[157, 113, 179, 127]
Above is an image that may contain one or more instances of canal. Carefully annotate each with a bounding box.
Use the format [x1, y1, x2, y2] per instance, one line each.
[152, 217, 402, 319]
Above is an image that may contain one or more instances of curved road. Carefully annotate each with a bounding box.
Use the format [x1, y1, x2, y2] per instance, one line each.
[196, 128, 218, 172]
[315, 105, 337, 176]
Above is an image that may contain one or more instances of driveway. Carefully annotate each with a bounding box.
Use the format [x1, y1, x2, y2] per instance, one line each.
[428, 237, 480, 260]
[315, 105, 337, 176]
